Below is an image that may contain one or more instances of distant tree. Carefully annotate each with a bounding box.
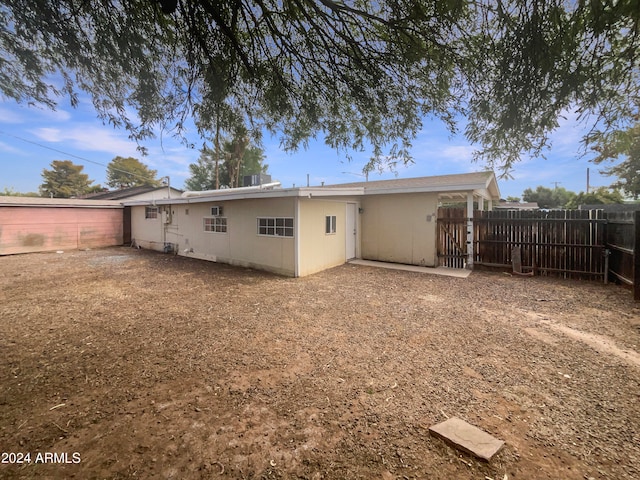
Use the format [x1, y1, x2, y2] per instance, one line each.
[1, 187, 40, 197]
[106, 157, 161, 189]
[184, 146, 216, 191]
[1, 187, 20, 196]
[39, 160, 95, 198]
[86, 184, 105, 194]
[505, 196, 521, 203]
[220, 139, 268, 188]
[240, 145, 268, 180]
[588, 122, 640, 199]
[565, 187, 625, 209]
[522, 186, 576, 209]
[185, 139, 268, 191]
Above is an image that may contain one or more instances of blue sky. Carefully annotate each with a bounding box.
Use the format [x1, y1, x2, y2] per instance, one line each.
[0, 94, 615, 199]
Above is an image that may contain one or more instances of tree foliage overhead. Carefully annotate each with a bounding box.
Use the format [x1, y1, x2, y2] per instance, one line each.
[588, 120, 640, 199]
[39, 160, 96, 198]
[1, 1, 639, 174]
[106, 156, 160, 188]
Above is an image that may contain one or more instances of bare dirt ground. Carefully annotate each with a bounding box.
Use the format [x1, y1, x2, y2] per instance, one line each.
[1, 247, 639, 480]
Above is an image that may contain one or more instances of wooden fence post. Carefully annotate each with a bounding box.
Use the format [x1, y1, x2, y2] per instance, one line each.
[466, 192, 474, 269]
[635, 211, 640, 301]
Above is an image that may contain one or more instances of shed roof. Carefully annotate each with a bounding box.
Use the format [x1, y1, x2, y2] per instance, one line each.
[0, 196, 123, 208]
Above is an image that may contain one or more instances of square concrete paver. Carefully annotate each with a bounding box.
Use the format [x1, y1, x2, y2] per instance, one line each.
[429, 417, 504, 461]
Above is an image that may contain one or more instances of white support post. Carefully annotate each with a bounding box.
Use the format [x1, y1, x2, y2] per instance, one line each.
[466, 192, 474, 268]
[488, 198, 493, 211]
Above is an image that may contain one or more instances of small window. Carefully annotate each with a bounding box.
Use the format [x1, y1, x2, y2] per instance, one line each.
[204, 216, 227, 233]
[145, 206, 159, 219]
[211, 206, 223, 216]
[325, 215, 337, 234]
[257, 217, 293, 237]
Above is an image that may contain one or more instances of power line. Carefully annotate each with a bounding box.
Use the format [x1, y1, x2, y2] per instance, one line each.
[0, 129, 159, 182]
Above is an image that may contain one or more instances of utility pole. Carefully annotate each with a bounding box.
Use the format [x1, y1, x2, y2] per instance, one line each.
[586, 168, 590, 194]
[552, 181, 562, 189]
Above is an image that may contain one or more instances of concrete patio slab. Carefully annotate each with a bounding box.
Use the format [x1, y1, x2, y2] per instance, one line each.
[348, 259, 471, 278]
[429, 417, 504, 461]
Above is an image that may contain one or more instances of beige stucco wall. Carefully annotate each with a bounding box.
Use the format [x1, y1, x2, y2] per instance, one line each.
[360, 192, 438, 266]
[297, 198, 359, 277]
[130, 197, 296, 276]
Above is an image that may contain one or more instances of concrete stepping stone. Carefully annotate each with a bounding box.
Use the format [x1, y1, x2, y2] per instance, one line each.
[429, 417, 504, 461]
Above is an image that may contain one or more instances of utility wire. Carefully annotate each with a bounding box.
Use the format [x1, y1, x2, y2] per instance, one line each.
[0, 129, 162, 182]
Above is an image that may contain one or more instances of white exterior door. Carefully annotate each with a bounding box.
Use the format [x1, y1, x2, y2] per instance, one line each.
[346, 203, 357, 259]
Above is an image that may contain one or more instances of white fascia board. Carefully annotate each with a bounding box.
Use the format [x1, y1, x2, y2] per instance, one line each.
[365, 183, 489, 196]
[297, 187, 364, 197]
[122, 187, 365, 206]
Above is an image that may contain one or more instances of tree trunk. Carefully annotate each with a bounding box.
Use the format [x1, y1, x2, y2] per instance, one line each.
[214, 123, 220, 190]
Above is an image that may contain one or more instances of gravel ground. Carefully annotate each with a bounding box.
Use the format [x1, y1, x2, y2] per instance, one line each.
[0, 246, 639, 480]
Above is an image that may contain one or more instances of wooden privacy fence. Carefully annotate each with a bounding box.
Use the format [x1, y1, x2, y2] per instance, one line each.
[473, 209, 607, 281]
[605, 210, 640, 300]
[437, 207, 640, 300]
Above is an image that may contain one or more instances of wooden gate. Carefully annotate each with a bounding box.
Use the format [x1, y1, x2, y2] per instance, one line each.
[606, 210, 640, 300]
[437, 207, 468, 268]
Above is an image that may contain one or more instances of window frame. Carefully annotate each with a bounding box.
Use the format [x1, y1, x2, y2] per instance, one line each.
[257, 217, 294, 237]
[145, 206, 159, 219]
[203, 216, 228, 234]
[210, 206, 223, 216]
[325, 215, 337, 235]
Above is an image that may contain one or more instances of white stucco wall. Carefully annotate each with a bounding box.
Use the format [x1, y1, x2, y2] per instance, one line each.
[130, 197, 296, 276]
[297, 198, 359, 277]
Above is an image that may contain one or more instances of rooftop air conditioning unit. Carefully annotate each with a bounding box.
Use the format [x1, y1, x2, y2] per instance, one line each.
[243, 173, 272, 187]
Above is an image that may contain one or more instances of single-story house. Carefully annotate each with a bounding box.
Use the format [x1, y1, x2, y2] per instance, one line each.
[0, 196, 123, 255]
[125, 171, 500, 277]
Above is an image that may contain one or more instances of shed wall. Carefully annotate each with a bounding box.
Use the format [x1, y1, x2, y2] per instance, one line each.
[0, 206, 123, 255]
[360, 193, 438, 266]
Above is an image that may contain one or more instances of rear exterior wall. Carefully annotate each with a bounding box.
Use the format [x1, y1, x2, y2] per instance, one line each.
[130, 197, 296, 276]
[360, 193, 438, 266]
[297, 197, 359, 277]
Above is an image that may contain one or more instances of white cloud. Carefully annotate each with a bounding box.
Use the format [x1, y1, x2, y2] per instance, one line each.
[0, 107, 25, 123]
[439, 145, 475, 164]
[32, 106, 72, 122]
[0, 140, 25, 154]
[30, 125, 140, 157]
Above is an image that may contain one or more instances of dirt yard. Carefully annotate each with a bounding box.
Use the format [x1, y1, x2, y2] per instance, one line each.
[0, 247, 639, 480]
